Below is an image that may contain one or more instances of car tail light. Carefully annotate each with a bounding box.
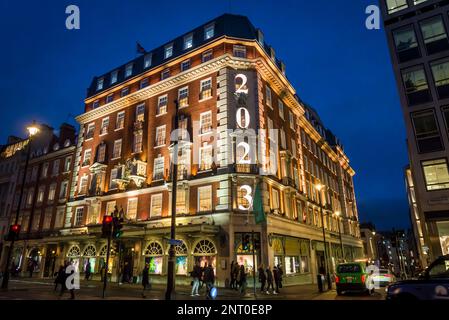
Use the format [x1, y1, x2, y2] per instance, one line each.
[335, 276, 340, 284]
[361, 275, 366, 283]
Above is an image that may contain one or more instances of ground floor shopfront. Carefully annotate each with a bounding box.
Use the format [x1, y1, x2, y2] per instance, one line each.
[1, 213, 364, 287]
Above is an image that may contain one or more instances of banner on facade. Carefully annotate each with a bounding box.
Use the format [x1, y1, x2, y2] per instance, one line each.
[253, 183, 265, 224]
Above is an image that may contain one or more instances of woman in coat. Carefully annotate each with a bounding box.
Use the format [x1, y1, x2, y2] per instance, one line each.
[258, 264, 267, 293]
[141, 264, 150, 298]
[266, 265, 274, 294]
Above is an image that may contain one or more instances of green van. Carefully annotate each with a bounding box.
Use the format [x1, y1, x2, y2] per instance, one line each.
[335, 262, 372, 295]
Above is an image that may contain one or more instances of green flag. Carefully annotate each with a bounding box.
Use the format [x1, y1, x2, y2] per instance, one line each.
[253, 183, 266, 224]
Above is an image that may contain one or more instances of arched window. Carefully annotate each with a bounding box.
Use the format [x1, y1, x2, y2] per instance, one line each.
[174, 242, 188, 256]
[193, 240, 216, 256]
[82, 245, 96, 257]
[144, 242, 163, 256]
[99, 245, 108, 257]
[67, 245, 81, 258]
[144, 242, 163, 275]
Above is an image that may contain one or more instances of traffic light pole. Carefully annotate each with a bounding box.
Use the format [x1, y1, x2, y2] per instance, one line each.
[102, 226, 112, 298]
[165, 100, 179, 301]
[2, 135, 33, 289]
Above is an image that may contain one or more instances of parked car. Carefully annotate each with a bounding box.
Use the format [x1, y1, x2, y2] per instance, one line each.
[372, 268, 395, 287]
[336, 262, 373, 295]
[386, 255, 449, 301]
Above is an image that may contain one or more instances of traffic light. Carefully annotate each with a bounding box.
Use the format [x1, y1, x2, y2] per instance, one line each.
[101, 215, 113, 238]
[6, 224, 21, 241]
[112, 217, 123, 239]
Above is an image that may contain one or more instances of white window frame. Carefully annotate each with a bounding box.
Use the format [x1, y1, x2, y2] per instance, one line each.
[116, 111, 125, 130]
[59, 180, 68, 199]
[184, 33, 193, 50]
[110, 168, 118, 190]
[112, 139, 122, 159]
[157, 95, 168, 115]
[199, 111, 212, 135]
[97, 77, 104, 91]
[150, 194, 163, 217]
[266, 86, 272, 108]
[100, 117, 109, 135]
[155, 125, 166, 147]
[127, 198, 138, 220]
[181, 59, 191, 72]
[64, 156, 72, 172]
[136, 103, 145, 122]
[133, 131, 143, 154]
[83, 149, 92, 167]
[144, 53, 152, 68]
[164, 43, 173, 59]
[79, 176, 88, 195]
[178, 86, 189, 108]
[86, 123, 95, 140]
[153, 156, 165, 180]
[199, 78, 212, 101]
[106, 93, 114, 103]
[125, 63, 133, 77]
[197, 185, 212, 212]
[48, 183, 57, 203]
[110, 70, 118, 84]
[279, 100, 284, 119]
[199, 143, 213, 171]
[204, 23, 215, 40]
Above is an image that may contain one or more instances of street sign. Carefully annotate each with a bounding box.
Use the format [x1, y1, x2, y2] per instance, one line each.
[169, 239, 183, 246]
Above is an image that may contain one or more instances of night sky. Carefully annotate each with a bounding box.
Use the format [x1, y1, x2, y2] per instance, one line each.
[0, 0, 409, 231]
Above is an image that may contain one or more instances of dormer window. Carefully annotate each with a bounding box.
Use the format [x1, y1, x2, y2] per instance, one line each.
[184, 34, 193, 50]
[144, 53, 152, 68]
[165, 44, 173, 59]
[97, 77, 104, 91]
[204, 23, 214, 40]
[125, 63, 133, 78]
[111, 70, 118, 84]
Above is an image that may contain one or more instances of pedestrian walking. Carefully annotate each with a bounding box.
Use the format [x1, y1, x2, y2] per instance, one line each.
[277, 264, 284, 290]
[266, 266, 274, 294]
[54, 265, 65, 291]
[203, 264, 215, 299]
[232, 262, 239, 291]
[59, 262, 75, 300]
[141, 264, 151, 298]
[273, 266, 280, 294]
[230, 261, 236, 289]
[238, 265, 247, 295]
[258, 264, 266, 293]
[85, 260, 91, 281]
[190, 261, 202, 296]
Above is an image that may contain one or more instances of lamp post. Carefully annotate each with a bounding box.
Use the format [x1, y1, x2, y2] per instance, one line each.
[2, 121, 39, 289]
[165, 100, 180, 300]
[335, 211, 344, 263]
[315, 183, 332, 290]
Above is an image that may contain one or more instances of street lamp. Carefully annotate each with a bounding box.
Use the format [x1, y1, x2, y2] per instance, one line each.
[2, 121, 39, 289]
[314, 183, 332, 290]
[334, 211, 344, 263]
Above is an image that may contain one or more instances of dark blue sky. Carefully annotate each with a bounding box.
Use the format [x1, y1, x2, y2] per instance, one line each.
[0, 0, 409, 231]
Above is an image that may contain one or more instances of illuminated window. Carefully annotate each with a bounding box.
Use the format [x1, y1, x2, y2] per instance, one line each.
[164, 44, 173, 59]
[198, 185, 212, 212]
[155, 125, 166, 147]
[97, 143, 106, 163]
[184, 34, 193, 50]
[200, 111, 212, 134]
[178, 87, 189, 108]
[74, 207, 84, 226]
[133, 131, 143, 154]
[422, 159, 449, 190]
[125, 63, 133, 77]
[271, 188, 280, 211]
[200, 78, 212, 100]
[79, 176, 88, 195]
[176, 187, 186, 215]
[116, 111, 125, 130]
[43, 208, 52, 230]
[153, 156, 165, 180]
[110, 70, 118, 84]
[37, 186, 45, 204]
[112, 139, 122, 159]
[59, 181, 68, 199]
[48, 183, 56, 203]
[150, 194, 163, 217]
[110, 168, 118, 189]
[100, 117, 109, 135]
[204, 23, 214, 39]
[86, 123, 95, 140]
[82, 150, 91, 167]
[136, 103, 145, 122]
[157, 95, 167, 115]
[144, 53, 152, 68]
[97, 77, 104, 91]
[127, 198, 138, 220]
[199, 143, 213, 171]
[385, 0, 407, 14]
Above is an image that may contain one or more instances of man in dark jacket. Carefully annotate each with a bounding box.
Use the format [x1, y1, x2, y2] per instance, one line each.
[190, 262, 202, 296]
[273, 266, 280, 294]
[266, 266, 274, 294]
[203, 264, 215, 299]
[141, 264, 150, 298]
[258, 264, 267, 293]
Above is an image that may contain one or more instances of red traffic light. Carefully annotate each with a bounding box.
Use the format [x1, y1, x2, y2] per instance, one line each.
[103, 215, 113, 224]
[11, 224, 20, 233]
